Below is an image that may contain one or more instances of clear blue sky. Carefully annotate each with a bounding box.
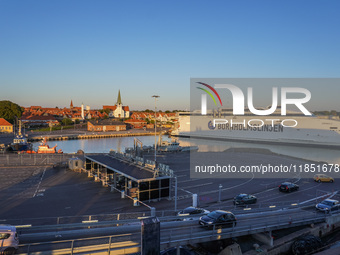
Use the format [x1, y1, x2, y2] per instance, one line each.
[1, 0, 339, 111]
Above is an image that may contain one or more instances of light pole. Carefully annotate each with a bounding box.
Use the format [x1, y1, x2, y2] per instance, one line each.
[152, 95, 160, 164]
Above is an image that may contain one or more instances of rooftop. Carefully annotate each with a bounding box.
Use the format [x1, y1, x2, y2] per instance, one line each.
[85, 154, 157, 181]
[0, 118, 12, 126]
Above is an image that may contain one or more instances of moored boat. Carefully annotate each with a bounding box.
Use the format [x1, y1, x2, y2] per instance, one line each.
[37, 138, 63, 154]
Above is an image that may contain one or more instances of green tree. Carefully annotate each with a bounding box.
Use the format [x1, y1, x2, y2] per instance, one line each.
[100, 108, 111, 114]
[61, 118, 73, 126]
[0, 100, 23, 123]
[330, 110, 337, 116]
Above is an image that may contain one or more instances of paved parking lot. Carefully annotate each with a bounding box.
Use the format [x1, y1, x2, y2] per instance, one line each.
[0, 150, 339, 223]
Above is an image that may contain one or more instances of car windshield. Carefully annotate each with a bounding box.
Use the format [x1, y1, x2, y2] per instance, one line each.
[207, 211, 221, 219]
[321, 201, 333, 206]
[183, 207, 196, 213]
[236, 194, 246, 199]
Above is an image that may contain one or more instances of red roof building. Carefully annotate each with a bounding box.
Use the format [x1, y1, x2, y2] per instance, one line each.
[0, 118, 13, 133]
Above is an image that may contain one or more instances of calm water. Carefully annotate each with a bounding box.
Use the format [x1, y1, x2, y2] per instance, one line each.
[33, 135, 340, 164]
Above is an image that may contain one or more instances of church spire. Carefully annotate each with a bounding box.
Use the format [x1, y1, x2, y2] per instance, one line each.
[116, 90, 122, 105]
[70, 100, 73, 109]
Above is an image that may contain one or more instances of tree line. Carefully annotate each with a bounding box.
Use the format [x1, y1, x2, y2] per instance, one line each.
[0, 100, 23, 123]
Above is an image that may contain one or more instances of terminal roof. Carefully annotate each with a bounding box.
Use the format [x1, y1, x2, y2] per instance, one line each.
[86, 154, 157, 181]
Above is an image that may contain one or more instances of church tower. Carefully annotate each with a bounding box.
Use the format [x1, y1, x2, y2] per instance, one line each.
[116, 90, 122, 118]
[70, 100, 73, 109]
[105, 89, 129, 118]
[117, 90, 122, 104]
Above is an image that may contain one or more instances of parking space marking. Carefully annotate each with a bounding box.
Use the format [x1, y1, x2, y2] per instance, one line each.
[33, 167, 47, 198]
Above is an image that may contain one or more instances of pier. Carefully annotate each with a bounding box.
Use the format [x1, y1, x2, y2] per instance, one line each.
[27, 131, 162, 142]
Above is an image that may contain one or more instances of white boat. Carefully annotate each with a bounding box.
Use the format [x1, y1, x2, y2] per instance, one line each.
[172, 108, 340, 149]
[157, 134, 198, 152]
[158, 140, 181, 152]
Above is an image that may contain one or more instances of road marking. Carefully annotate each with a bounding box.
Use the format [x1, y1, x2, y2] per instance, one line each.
[299, 191, 338, 205]
[260, 183, 322, 203]
[184, 182, 213, 189]
[176, 174, 188, 178]
[178, 178, 200, 183]
[172, 186, 193, 195]
[15, 224, 32, 228]
[201, 173, 255, 196]
[82, 220, 99, 223]
[33, 167, 47, 198]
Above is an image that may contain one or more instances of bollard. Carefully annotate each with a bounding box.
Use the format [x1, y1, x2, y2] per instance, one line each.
[133, 198, 139, 206]
[192, 194, 198, 207]
[218, 184, 222, 202]
[121, 191, 125, 199]
[151, 207, 156, 217]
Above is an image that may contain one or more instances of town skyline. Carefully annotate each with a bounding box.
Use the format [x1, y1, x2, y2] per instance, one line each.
[1, 1, 340, 111]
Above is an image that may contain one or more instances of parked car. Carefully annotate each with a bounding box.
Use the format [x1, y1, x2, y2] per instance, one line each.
[316, 199, 340, 213]
[279, 182, 299, 193]
[313, 174, 334, 183]
[199, 210, 237, 229]
[233, 194, 257, 205]
[0, 225, 19, 255]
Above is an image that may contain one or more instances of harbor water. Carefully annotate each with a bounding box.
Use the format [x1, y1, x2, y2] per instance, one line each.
[33, 135, 340, 164]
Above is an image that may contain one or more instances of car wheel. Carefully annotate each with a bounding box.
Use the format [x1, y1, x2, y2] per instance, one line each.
[330, 180, 334, 183]
[318, 180, 321, 183]
[3, 248, 16, 255]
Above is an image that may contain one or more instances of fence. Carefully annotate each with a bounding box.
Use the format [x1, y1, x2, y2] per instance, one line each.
[0, 154, 77, 166]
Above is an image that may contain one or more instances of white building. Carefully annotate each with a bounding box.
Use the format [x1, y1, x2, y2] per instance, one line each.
[103, 90, 130, 119]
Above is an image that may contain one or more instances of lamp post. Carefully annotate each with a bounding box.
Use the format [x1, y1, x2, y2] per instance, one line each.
[152, 95, 160, 164]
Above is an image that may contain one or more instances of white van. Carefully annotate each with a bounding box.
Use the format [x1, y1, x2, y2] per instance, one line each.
[0, 225, 19, 255]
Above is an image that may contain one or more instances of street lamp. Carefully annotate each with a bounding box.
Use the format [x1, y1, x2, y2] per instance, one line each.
[152, 95, 160, 164]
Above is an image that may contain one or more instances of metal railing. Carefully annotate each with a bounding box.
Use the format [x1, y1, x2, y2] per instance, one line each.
[18, 232, 141, 255]
[16, 210, 328, 255]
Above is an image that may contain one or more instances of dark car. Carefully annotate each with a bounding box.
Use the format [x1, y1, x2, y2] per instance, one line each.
[279, 182, 299, 193]
[316, 199, 340, 213]
[233, 194, 257, 205]
[199, 210, 237, 229]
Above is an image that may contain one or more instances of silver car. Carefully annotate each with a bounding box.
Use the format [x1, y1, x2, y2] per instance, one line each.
[0, 225, 19, 255]
[316, 199, 340, 213]
[177, 207, 210, 221]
